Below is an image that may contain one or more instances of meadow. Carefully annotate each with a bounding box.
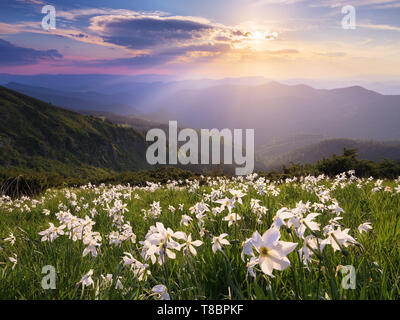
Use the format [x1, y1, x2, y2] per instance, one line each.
[0, 171, 399, 300]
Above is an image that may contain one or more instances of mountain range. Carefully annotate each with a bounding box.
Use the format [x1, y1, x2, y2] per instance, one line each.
[0, 86, 150, 176]
[1, 80, 400, 175]
[256, 135, 400, 170]
[145, 82, 400, 145]
[5, 79, 400, 146]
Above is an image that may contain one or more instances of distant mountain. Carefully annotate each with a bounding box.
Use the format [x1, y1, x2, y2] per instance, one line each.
[4, 82, 138, 114]
[1, 77, 274, 114]
[258, 138, 400, 170]
[79, 110, 171, 134]
[149, 82, 400, 144]
[282, 78, 400, 95]
[139, 108, 186, 125]
[0, 74, 176, 92]
[256, 134, 328, 161]
[0, 86, 150, 175]
[3, 82, 400, 177]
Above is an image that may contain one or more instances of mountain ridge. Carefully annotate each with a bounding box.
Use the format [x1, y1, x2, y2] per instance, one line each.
[0, 86, 150, 176]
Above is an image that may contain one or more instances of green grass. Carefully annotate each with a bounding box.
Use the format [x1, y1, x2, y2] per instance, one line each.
[0, 174, 399, 300]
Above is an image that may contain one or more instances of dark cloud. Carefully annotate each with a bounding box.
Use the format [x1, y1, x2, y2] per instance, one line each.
[70, 33, 88, 39]
[92, 16, 215, 49]
[231, 30, 251, 37]
[0, 38, 62, 66]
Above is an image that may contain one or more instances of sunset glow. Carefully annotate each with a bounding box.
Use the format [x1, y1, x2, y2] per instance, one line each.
[0, 0, 399, 80]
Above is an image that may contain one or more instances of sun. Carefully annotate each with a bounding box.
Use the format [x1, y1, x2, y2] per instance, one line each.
[233, 25, 279, 50]
[249, 30, 278, 42]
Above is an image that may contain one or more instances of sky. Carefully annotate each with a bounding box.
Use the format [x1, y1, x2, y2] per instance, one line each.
[0, 0, 399, 80]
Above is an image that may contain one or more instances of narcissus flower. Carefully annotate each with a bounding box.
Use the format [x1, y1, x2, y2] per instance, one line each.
[38, 223, 66, 242]
[4, 233, 16, 245]
[248, 227, 297, 277]
[212, 233, 230, 253]
[215, 198, 234, 212]
[9, 254, 17, 270]
[177, 233, 203, 256]
[358, 222, 372, 234]
[323, 227, 357, 251]
[223, 212, 241, 227]
[229, 189, 246, 204]
[76, 269, 94, 288]
[101, 274, 123, 290]
[152, 284, 170, 300]
[180, 214, 193, 227]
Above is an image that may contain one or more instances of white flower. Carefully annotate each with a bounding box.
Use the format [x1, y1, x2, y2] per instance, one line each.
[101, 274, 123, 290]
[38, 223, 66, 242]
[271, 208, 294, 228]
[222, 212, 241, 227]
[152, 284, 170, 300]
[298, 235, 324, 269]
[178, 233, 203, 256]
[76, 269, 94, 288]
[250, 199, 260, 210]
[9, 254, 17, 270]
[190, 201, 209, 215]
[229, 189, 246, 204]
[214, 198, 234, 212]
[323, 228, 357, 252]
[293, 212, 321, 239]
[212, 233, 230, 253]
[122, 252, 151, 281]
[141, 223, 181, 265]
[82, 234, 101, 258]
[250, 227, 297, 277]
[4, 233, 16, 245]
[241, 238, 254, 261]
[358, 222, 372, 234]
[246, 256, 258, 278]
[328, 202, 344, 216]
[180, 214, 193, 227]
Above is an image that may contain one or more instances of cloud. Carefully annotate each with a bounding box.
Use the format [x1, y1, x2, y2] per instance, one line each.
[73, 43, 231, 69]
[309, 0, 398, 8]
[57, 9, 154, 21]
[84, 12, 282, 62]
[15, 0, 44, 5]
[374, 2, 400, 8]
[250, 0, 306, 5]
[88, 14, 217, 50]
[0, 38, 62, 66]
[0, 23, 20, 35]
[263, 49, 299, 55]
[314, 51, 346, 57]
[359, 23, 400, 32]
[0, 8, 284, 72]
